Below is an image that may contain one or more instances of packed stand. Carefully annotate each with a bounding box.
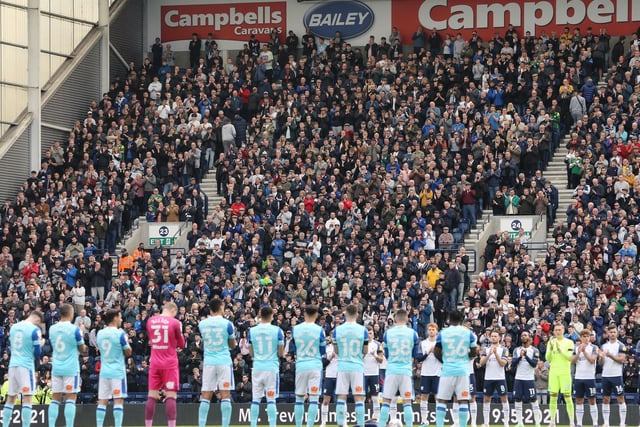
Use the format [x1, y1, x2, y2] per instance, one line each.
[479, 29, 640, 400]
[0, 23, 638, 403]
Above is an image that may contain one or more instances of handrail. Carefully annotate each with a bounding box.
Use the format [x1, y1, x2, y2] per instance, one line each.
[200, 188, 209, 217]
[521, 241, 549, 251]
[171, 219, 191, 240]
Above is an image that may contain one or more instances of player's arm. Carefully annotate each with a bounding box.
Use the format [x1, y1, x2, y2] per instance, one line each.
[248, 329, 255, 358]
[75, 326, 87, 354]
[32, 328, 43, 359]
[511, 347, 522, 366]
[277, 329, 285, 358]
[469, 346, 478, 359]
[478, 347, 489, 366]
[583, 345, 597, 364]
[525, 349, 539, 367]
[606, 344, 627, 364]
[559, 341, 574, 361]
[415, 341, 428, 362]
[333, 330, 339, 356]
[469, 332, 478, 359]
[375, 343, 385, 363]
[227, 323, 237, 350]
[174, 319, 186, 349]
[120, 332, 133, 357]
[496, 348, 509, 367]
[597, 345, 605, 364]
[433, 332, 443, 363]
[382, 332, 389, 359]
[411, 332, 421, 359]
[571, 345, 581, 364]
[362, 328, 369, 357]
[547, 337, 556, 357]
[319, 329, 326, 357]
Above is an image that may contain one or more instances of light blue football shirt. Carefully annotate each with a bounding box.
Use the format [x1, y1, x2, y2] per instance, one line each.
[96, 327, 130, 379]
[50, 321, 84, 376]
[333, 322, 368, 372]
[384, 325, 419, 376]
[199, 315, 235, 366]
[9, 320, 42, 370]
[436, 325, 477, 377]
[292, 322, 326, 372]
[248, 322, 284, 372]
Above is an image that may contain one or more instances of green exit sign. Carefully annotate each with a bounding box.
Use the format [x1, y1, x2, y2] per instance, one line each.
[149, 237, 175, 246]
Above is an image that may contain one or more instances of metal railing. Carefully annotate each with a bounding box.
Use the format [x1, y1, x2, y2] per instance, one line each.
[428, 247, 478, 273]
[522, 241, 550, 262]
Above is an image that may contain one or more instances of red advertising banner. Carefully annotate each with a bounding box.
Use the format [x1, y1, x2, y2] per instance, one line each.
[392, 0, 640, 42]
[161, 2, 287, 43]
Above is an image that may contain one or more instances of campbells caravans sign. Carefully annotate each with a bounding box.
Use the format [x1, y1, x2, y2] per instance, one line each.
[161, 2, 286, 42]
[392, 0, 640, 40]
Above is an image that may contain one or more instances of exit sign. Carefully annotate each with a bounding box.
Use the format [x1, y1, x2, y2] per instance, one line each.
[149, 237, 175, 246]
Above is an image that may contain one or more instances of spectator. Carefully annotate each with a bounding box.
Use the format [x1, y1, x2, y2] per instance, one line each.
[235, 373, 252, 403]
[188, 33, 201, 70]
[411, 26, 426, 54]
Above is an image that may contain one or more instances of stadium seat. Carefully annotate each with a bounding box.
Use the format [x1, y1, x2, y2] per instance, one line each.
[78, 393, 95, 403]
[177, 392, 195, 403]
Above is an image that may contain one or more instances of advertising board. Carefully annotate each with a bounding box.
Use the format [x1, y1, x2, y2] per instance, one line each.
[161, 2, 286, 43]
[302, 1, 375, 40]
[147, 0, 390, 51]
[392, 0, 640, 41]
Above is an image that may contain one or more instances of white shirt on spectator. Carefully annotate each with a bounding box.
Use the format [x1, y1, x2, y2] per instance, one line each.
[148, 80, 162, 100]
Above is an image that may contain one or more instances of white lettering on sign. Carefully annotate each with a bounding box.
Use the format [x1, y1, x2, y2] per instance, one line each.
[308, 12, 370, 27]
[418, 0, 640, 35]
[164, 6, 282, 31]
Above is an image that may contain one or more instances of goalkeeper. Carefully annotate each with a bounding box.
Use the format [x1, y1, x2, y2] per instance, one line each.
[546, 323, 574, 427]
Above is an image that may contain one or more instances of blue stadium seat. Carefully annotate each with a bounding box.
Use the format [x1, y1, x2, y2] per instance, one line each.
[78, 393, 95, 403]
[177, 392, 195, 402]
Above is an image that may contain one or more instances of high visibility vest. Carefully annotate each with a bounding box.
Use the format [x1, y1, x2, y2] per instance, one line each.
[118, 255, 134, 272]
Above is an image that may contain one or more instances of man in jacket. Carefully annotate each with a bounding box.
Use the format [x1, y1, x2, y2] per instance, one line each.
[444, 260, 461, 311]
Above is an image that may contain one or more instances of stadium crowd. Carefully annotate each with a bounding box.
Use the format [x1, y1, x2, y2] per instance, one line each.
[0, 22, 640, 405]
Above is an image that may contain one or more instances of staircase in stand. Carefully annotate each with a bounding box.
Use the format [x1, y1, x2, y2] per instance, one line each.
[200, 170, 224, 214]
